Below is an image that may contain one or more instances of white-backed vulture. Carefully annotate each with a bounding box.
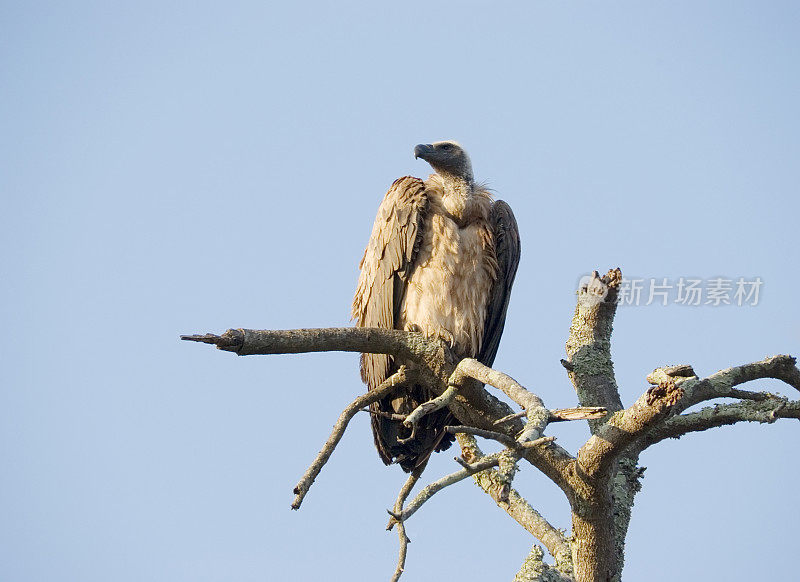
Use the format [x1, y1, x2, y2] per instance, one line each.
[352, 141, 520, 472]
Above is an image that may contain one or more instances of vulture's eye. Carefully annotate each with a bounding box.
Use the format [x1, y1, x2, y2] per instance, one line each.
[440, 144, 453, 151]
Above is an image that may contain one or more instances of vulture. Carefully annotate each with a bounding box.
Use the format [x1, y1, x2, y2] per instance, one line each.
[352, 141, 520, 472]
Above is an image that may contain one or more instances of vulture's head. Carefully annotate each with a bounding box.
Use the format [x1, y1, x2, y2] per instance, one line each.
[414, 141, 474, 184]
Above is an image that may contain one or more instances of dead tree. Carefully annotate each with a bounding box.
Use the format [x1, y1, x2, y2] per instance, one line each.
[182, 268, 800, 582]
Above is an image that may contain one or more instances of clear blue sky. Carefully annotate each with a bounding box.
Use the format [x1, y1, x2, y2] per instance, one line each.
[2, 2, 798, 580]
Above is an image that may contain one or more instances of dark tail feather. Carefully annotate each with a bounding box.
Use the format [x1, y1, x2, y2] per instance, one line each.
[370, 386, 454, 473]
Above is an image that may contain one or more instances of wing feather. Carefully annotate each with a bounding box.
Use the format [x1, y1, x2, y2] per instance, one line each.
[478, 200, 521, 367]
[352, 177, 428, 465]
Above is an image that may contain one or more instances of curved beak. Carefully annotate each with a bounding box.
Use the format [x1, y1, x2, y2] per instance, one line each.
[413, 143, 434, 160]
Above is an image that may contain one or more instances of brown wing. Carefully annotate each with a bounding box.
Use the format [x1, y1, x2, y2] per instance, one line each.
[352, 176, 429, 467]
[478, 200, 521, 367]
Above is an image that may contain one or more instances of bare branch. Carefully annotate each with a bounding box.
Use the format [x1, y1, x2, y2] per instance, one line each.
[180, 330, 243, 351]
[389, 465, 424, 582]
[450, 357, 551, 443]
[403, 384, 459, 427]
[561, 269, 630, 582]
[360, 408, 407, 421]
[568, 351, 800, 582]
[458, 434, 573, 571]
[495, 407, 606, 426]
[519, 436, 558, 448]
[394, 465, 424, 516]
[636, 397, 800, 451]
[291, 367, 408, 510]
[727, 389, 774, 401]
[564, 269, 624, 432]
[446, 425, 556, 450]
[396, 454, 502, 523]
[549, 407, 608, 422]
[181, 327, 443, 360]
[494, 410, 528, 425]
[676, 355, 800, 413]
[496, 448, 522, 503]
[445, 425, 517, 447]
[404, 354, 553, 429]
[452, 357, 542, 410]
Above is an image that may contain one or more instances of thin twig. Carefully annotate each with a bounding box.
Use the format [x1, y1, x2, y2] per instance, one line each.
[494, 410, 528, 425]
[390, 523, 409, 582]
[495, 407, 608, 425]
[389, 465, 425, 582]
[291, 367, 408, 510]
[360, 408, 407, 421]
[404, 384, 459, 427]
[446, 425, 516, 447]
[447, 426, 556, 450]
[398, 454, 503, 522]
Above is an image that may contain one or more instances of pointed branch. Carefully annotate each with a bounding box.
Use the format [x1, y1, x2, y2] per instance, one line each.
[291, 368, 408, 510]
[181, 327, 438, 359]
[494, 407, 608, 426]
[549, 407, 609, 422]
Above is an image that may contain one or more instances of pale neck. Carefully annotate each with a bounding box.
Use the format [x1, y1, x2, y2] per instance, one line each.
[438, 172, 474, 218]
